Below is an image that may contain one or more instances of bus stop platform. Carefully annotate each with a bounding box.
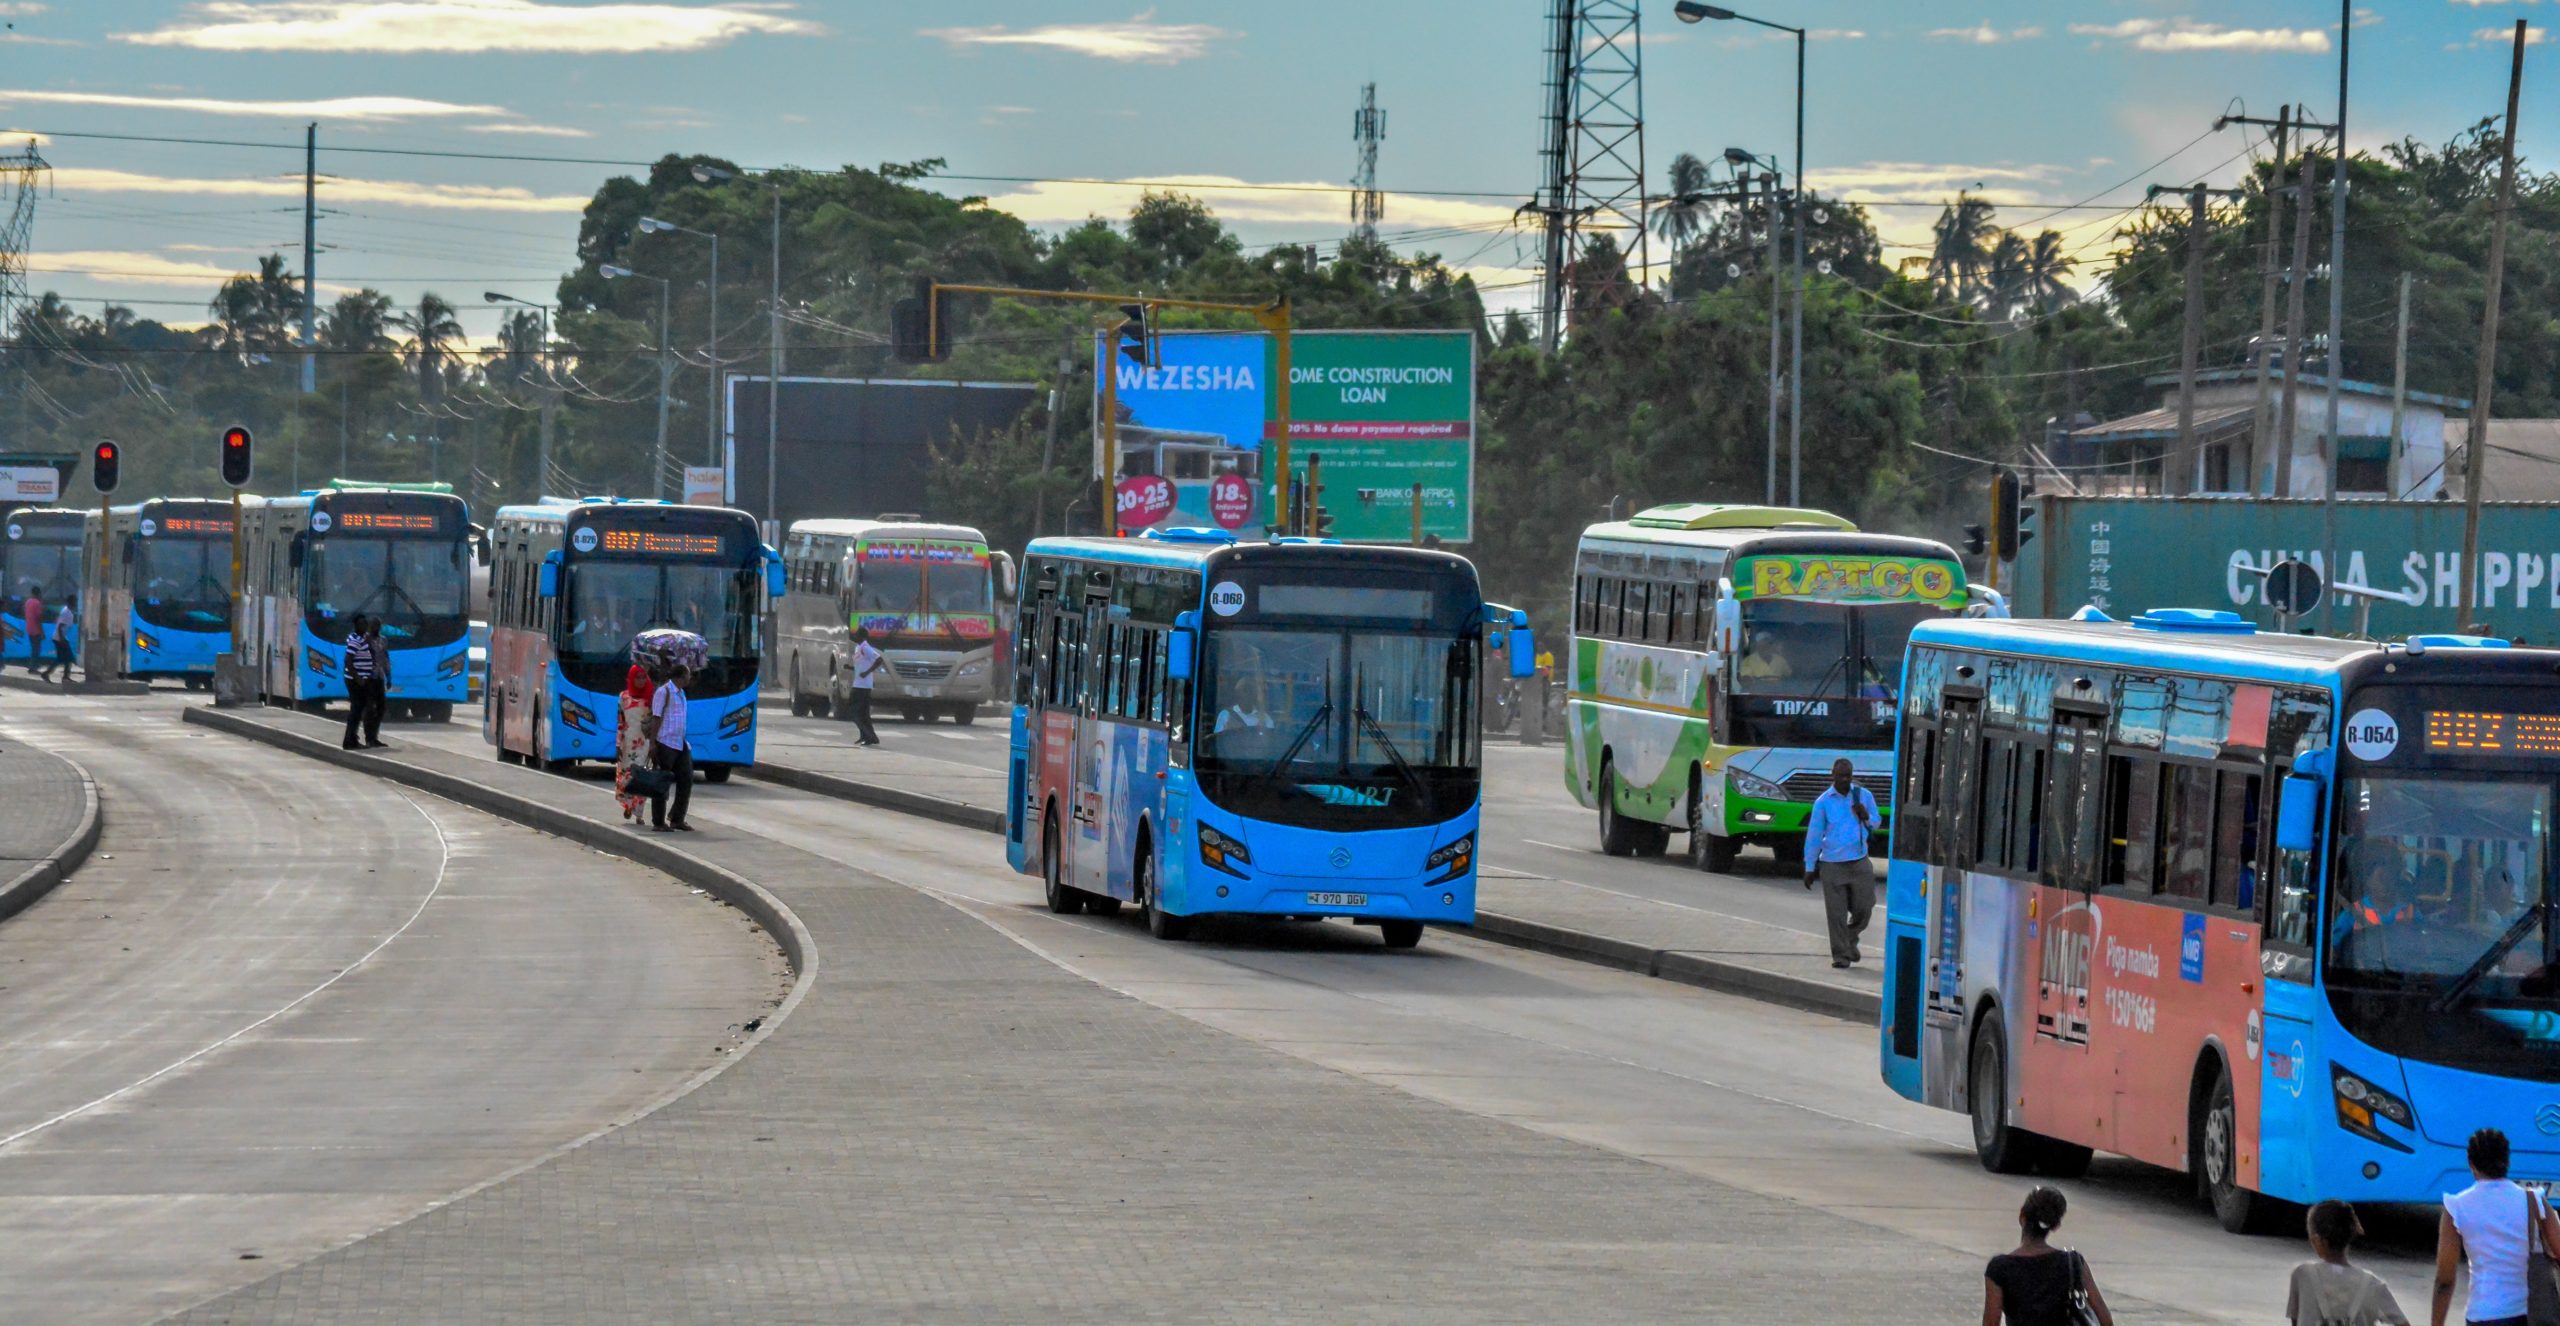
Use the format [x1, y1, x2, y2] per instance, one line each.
[0, 671, 150, 698]
[0, 738, 102, 922]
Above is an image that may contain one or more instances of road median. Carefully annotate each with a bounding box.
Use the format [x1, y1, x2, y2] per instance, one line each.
[0, 742, 102, 923]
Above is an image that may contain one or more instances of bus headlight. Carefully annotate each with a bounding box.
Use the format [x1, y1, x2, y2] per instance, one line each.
[306, 646, 335, 677]
[718, 704, 754, 739]
[957, 658, 988, 678]
[557, 694, 598, 734]
[2332, 1064, 2416, 1149]
[1426, 834, 1474, 880]
[134, 630, 159, 654]
[1729, 768, 1786, 802]
[1199, 823, 1251, 877]
[436, 651, 466, 680]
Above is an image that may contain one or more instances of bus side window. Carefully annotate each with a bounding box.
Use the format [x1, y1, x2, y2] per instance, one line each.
[1977, 737, 2019, 872]
[2018, 745, 2047, 875]
[1940, 696, 1982, 868]
[2159, 763, 2214, 902]
[2107, 756, 2161, 893]
[1898, 717, 1937, 864]
[2210, 770, 2260, 912]
[2046, 711, 2106, 890]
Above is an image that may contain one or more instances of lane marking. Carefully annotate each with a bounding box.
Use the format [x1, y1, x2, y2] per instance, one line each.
[0, 788, 454, 1153]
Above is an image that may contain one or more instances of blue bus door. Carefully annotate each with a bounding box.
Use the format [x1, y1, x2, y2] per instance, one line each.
[1073, 596, 1110, 899]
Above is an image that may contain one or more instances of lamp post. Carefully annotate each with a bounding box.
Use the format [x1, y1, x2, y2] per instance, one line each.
[691, 164, 787, 538]
[485, 291, 555, 498]
[1724, 147, 1785, 505]
[637, 216, 722, 482]
[602, 264, 673, 501]
[1677, 1, 1806, 506]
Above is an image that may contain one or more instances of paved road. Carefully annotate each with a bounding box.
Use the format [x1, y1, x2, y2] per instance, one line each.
[338, 708, 2447, 1323]
[0, 693, 786, 1325]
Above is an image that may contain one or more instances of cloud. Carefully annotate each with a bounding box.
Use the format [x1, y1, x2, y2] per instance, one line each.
[0, 89, 508, 120]
[1808, 29, 1864, 40]
[2477, 24, 2551, 41]
[462, 121, 593, 137]
[0, 4, 49, 13]
[971, 174, 1516, 232]
[55, 165, 589, 213]
[921, 13, 1233, 64]
[1927, 22, 2035, 43]
[25, 249, 258, 287]
[1804, 160, 2064, 204]
[2070, 17, 2330, 53]
[2451, 0, 2534, 6]
[116, 0, 818, 55]
[0, 129, 50, 144]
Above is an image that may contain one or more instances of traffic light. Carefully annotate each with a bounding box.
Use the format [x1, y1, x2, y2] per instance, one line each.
[1311, 505, 1336, 538]
[220, 424, 254, 488]
[1962, 524, 1987, 557]
[1115, 302, 1153, 369]
[91, 440, 120, 495]
[1991, 468, 2027, 561]
[890, 279, 951, 363]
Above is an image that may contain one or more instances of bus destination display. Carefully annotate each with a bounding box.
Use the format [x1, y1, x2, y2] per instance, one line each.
[334, 511, 444, 533]
[156, 517, 233, 536]
[598, 528, 726, 557]
[2424, 709, 2560, 755]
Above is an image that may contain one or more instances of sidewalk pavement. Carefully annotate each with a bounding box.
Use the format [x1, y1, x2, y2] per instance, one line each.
[175, 701, 1979, 1324]
[744, 736, 1882, 1021]
[0, 737, 101, 921]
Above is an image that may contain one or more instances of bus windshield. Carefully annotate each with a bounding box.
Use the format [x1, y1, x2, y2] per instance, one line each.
[1728, 598, 1939, 749]
[2326, 773, 2560, 1079]
[1196, 614, 1478, 831]
[927, 562, 991, 614]
[134, 537, 232, 630]
[564, 560, 753, 659]
[308, 536, 466, 645]
[4, 541, 81, 602]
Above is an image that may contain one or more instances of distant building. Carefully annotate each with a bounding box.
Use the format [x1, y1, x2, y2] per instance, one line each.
[2444, 418, 2560, 503]
[2048, 368, 2464, 500]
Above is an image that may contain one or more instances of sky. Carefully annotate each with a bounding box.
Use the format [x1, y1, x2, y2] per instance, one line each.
[0, 1, 2549, 340]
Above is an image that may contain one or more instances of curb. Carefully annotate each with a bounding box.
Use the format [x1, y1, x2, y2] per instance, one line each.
[0, 672, 151, 698]
[748, 754, 1876, 1025]
[0, 747, 103, 924]
[181, 706, 815, 989]
[741, 761, 1004, 835]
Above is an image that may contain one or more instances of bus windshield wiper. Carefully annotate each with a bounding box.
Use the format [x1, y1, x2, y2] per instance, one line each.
[1263, 676, 1334, 779]
[2432, 901, 2551, 1013]
[1354, 702, 1430, 810]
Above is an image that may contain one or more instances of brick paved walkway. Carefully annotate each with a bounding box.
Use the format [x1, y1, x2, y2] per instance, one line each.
[0, 739, 88, 881]
[171, 708, 2000, 1324]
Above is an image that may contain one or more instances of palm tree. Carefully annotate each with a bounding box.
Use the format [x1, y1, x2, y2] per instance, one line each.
[1983, 232, 2029, 321]
[1652, 152, 1713, 252]
[1929, 192, 1996, 304]
[490, 309, 543, 387]
[2017, 230, 2077, 316]
[393, 293, 463, 405]
[320, 289, 397, 354]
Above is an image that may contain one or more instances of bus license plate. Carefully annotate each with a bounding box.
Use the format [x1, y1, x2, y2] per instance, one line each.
[1306, 892, 1367, 908]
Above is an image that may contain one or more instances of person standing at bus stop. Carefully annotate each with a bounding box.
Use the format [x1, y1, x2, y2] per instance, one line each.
[847, 626, 882, 747]
[341, 614, 387, 750]
[21, 586, 45, 676]
[646, 662, 694, 832]
[2430, 1127, 2560, 1326]
[1803, 757, 1879, 968]
[46, 594, 77, 686]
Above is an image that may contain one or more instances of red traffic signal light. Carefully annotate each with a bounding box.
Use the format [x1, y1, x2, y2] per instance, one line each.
[91, 441, 120, 495]
[220, 425, 254, 488]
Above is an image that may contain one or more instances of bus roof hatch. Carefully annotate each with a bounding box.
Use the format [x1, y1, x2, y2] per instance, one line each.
[1626, 503, 1857, 533]
[2128, 608, 2256, 634]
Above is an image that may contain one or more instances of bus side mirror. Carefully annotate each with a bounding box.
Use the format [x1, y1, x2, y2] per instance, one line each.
[474, 533, 492, 568]
[538, 550, 561, 599]
[1168, 610, 1198, 681]
[763, 549, 786, 600]
[1507, 609, 1534, 679]
[288, 533, 307, 569]
[1712, 593, 1740, 650]
[2276, 775, 2322, 854]
[993, 551, 1017, 600]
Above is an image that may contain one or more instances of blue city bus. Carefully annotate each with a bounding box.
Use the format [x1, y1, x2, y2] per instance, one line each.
[1879, 608, 2560, 1231]
[87, 498, 234, 686]
[485, 499, 782, 779]
[3, 506, 83, 664]
[238, 485, 475, 720]
[1005, 528, 1529, 948]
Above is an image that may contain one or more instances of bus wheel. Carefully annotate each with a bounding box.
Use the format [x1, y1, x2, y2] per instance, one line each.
[1687, 776, 1737, 872]
[424, 702, 453, 724]
[1041, 819, 1083, 915]
[702, 764, 732, 784]
[900, 704, 924, 724]
[1138, 849, 1187, 941]
[1378, 920, 1424, 950]
[184, 675, 209, 692]
[1598, 759, 1643, 857]
[827, 677, 852, 722]
[1968, 1010, 2042, 1174]
[2197, 1066, 2283, 1233]
[789, 662, 811, 718]
[950, 704, 976, 726]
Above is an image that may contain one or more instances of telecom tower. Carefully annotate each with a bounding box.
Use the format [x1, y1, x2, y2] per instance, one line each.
[1350, 83, 1386, 244]
[1528, 0, 1649, 351]
[0, 138, 49, 341]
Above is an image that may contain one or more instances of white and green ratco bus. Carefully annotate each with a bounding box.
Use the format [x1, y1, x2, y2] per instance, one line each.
[1564, 504, 1971, 870]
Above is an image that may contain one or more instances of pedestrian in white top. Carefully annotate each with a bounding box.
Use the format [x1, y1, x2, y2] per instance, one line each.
[1800, 757, 1880, 968]
[644, 663, 694, 833]
[2431, 1127, 2560, 1326]
[846, 626, 882, 747]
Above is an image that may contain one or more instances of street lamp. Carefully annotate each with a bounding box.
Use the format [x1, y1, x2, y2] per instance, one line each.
[603, 264, 675, 501]
[486, 291, 557, 498]
[1677, 1, 1807, 507]
[1725, 149, 1785, 505]
[638, 216, 722, 477]
[690, 163, 787, 539]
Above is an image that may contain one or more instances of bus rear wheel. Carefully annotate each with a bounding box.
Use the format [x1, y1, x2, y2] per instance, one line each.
[1968, 1010, 2046, 1175]
[1042, 818, 1083, 915]
[1378, 920, 1424, 950]
[949, 703, 977, 726]
[423, 702, 453, 724]
[1598, 759, 1641, 857]
[789, 662, 812, 717]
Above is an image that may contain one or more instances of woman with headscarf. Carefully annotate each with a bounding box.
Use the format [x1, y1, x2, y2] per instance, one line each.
[614, 663, 657, 822]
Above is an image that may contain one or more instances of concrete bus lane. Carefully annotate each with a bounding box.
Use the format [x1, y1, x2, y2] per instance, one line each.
[372, 713, 2425, 1323]
[0, 692, 786, 1326]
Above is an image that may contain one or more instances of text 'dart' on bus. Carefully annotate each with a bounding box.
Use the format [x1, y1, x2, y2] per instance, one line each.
[485, 498, 781, 776]
[1879, 607, 2560, 1233]
[1565, 503, 1970, 872]
[1005, 527, 1521, 951]
[239, 485, 475, 720]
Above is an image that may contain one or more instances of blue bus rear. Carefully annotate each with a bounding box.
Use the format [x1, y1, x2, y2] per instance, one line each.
[4, 507, 82, 663]
[1008, 532, 1501, 947]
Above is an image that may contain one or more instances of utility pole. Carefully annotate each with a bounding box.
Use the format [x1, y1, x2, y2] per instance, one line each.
[766, 185, 781, 538]
[1763, 171, 1783, 504]
[2247, 105, 2291, 495]
[653, 279, 672, 501]
[2389, 270, 2412, 494]
[2319, 0, 2353, 633]
[2172, 184, 2209, 496]
[2276, 139, 2321, 499]
[301, 123, 317, 395]
[2461, 19, 2529, 632]
[1786, 27, 1805, 509]
[1034, 350, 1068, 537]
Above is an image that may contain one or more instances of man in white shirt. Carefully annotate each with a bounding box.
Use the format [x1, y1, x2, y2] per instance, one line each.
[645, 663, 693, 831]
[847, 627, 881, 747]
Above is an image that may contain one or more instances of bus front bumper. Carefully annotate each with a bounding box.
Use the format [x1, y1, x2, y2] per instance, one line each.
[1170, 867, 1476, 924]
[1725, 793, 1892, 842]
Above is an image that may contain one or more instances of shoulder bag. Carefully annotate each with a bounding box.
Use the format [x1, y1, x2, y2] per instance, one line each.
[2066, 1249, 2102, 1326]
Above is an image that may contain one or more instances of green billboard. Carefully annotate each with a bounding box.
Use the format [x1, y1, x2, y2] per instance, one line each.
[1268, 330, 1474, 543]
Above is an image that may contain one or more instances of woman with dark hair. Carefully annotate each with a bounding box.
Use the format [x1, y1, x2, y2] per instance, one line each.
[1983, 1185, 2114, 1326]
[2432, 1128, 2560, 1326]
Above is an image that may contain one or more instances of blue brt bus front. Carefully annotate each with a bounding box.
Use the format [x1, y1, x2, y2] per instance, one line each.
[296, 496, 472, 703]
[126, 509, 233, 679]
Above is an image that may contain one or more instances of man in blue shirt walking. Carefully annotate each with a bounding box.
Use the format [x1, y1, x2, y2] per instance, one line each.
[1802, 758, 1879, 969]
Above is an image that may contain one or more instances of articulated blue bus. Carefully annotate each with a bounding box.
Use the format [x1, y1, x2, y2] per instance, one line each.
[485, 499, 782, 779]
[3, 506, 82, 664]
[1006, 528, 1528, 948]
[88, 498, 234, 686]
[238, 486, 475, 720]
[1880, 608, 2559, 1231]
